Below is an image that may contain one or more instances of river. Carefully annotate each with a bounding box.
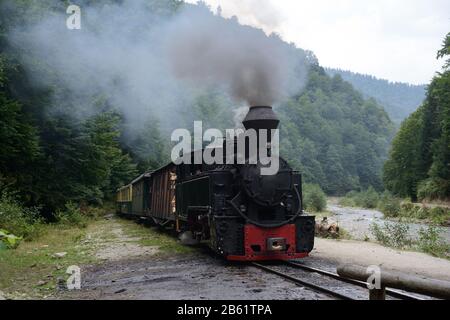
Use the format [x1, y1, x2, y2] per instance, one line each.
[325, 203, 450, 243]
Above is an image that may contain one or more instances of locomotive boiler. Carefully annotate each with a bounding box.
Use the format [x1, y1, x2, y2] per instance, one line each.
[116, 106, 315, 261]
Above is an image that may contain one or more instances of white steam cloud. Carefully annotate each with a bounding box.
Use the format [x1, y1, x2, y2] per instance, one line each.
[5, 0, 310, 143]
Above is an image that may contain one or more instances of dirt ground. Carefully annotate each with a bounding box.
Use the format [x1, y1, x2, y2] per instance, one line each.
[56, 216, 331, 300]
[55, 215, 450, 300]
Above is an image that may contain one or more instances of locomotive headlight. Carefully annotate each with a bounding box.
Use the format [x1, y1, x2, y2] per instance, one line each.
[240, 205, 247, 213]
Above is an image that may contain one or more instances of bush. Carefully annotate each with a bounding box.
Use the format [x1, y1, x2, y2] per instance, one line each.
[371, 221, 449, 258]
[0, 192, 43, 241]
[377, 191, 401, 217]
[339, 191, 357, 207]
[55, 202, 87, 227]
[303, 184, 327, 212]
[82, 206, 105, 219]
[417, 178, 448, 201]
[370, 221, 412, 249]
[415, 206, 430, 220]
[399, 202, 416, 217]
[0, 229, 22, 249]
[359, 187, 380, 208]
[340, 187, 380, 209]
[392, 202, 450, 225]
[429, 207, 450, 226]
[417, 225, 449, 257]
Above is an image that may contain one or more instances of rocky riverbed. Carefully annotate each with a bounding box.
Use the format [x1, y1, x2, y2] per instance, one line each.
[326, 203, 450, 243]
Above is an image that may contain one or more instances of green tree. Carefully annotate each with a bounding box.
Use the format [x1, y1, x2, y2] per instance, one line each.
[280, 65, 394, 195]
[383, 109, 423, 199]
[0, 55, 40, 201]
[123, 119, 167, 173]
[85, 112, 137, 200]
[384, 32, 450, 200]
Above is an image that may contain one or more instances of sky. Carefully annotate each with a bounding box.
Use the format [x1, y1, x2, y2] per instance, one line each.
[186, 0, 450, 85]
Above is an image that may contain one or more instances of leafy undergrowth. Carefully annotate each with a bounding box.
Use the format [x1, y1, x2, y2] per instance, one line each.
[370, 221, 450, 260]
[303, 184, 327, 212]
[339, 190, 450, 226]
[0, 192, 44, 243]
[388, 203, 450, 226]
[0, 223, 96, 299]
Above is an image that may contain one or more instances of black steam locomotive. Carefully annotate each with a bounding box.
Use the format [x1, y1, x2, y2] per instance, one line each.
[116, 106, 315, 261]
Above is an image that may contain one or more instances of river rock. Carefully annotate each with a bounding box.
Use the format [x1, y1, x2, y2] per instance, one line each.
[52, 252, 67, 258]
[315, 217, 340, 238]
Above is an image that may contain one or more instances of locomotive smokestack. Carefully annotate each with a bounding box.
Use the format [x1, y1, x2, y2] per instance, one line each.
[242, 106, 279, 132]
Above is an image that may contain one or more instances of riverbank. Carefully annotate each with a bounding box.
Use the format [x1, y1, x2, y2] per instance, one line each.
[336, 191, 450, 227]
[325, 201, 450, 242]
[311, 238, 450, 282]
[317, 199, 450, 261]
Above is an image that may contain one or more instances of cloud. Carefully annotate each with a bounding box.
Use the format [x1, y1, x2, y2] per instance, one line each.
[188, 0, 450, 84]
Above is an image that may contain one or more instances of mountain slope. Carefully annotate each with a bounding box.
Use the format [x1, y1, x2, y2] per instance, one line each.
[326, 68, 426, 123]
[279, 66, 395, 194]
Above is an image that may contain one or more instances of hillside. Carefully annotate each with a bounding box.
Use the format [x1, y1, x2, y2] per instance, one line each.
[0, 0, 395, 218]
[279, 66, 394, 194]
[326, 68, 426, 123]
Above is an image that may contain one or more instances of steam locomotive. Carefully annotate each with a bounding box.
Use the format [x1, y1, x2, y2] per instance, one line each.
[116, 106, 315, 261]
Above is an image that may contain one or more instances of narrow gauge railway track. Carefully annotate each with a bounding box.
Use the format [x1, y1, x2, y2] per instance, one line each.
[251, 262, 424, 300]
[251, 262, 353, 300]
[285, 261, 423, 300]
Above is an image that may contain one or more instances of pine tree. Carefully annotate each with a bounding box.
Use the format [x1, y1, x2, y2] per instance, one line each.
[384, 33, 450, 201]
[0, 56, 40, 201]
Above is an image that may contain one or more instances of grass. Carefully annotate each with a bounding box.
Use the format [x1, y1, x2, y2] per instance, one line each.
[0, 223, 96, 299]
[0, 214, 197, 299]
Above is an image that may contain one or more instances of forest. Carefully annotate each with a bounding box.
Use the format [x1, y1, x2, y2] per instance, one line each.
[383, 33, 450, 202]
[0, 0, 447, 229]
[326, 68, 426, 124]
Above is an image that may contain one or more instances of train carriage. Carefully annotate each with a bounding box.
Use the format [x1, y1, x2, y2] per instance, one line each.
[131, 173, 152, 216]
[116, 184, 132, 215]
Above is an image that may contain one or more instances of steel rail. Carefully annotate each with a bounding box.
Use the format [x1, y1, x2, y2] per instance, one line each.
[251, 262, 353, 300]
[286, 261, 423, 300]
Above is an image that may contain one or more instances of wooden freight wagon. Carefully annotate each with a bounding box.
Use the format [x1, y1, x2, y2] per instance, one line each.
[149, 163, 177, 224]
